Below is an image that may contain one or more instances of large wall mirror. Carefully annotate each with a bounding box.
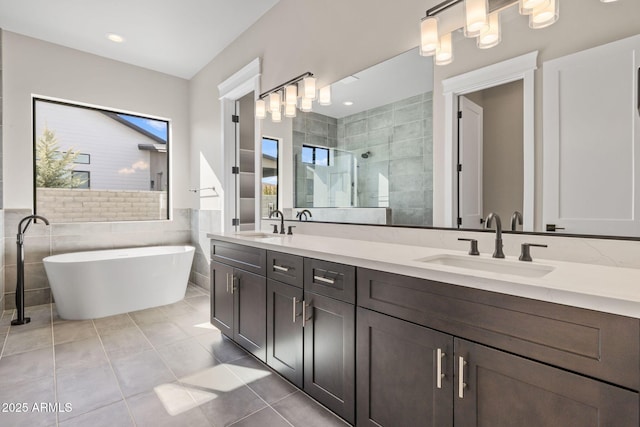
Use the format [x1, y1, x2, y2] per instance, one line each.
[261, 0, 640, 239]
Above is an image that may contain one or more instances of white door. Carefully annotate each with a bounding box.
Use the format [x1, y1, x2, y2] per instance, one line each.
[458, 96, 484, 228]
[543, 34, 640, 236]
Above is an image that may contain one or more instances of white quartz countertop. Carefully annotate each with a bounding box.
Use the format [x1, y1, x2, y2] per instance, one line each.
[207, 231, 640, 319]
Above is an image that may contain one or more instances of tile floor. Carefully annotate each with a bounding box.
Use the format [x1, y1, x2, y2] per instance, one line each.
[0, 285, 349, 427]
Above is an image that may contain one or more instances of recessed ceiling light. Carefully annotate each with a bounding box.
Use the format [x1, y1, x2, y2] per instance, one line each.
[106, 33, 125, 43]
[343, 101, 354, 106]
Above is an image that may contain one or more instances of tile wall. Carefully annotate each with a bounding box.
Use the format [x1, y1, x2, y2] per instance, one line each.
[292, 92, 434, 226]
[189, 209, 222, 292]
[3, 208, 192, 309]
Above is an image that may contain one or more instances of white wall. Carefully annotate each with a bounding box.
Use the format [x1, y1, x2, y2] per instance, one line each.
[3, 30, 190, 210]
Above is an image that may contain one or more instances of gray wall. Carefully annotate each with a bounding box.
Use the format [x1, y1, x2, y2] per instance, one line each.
[0, 30, 4, 311]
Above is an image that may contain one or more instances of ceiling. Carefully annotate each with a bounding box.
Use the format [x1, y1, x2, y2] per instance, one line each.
[0, 0, 280, 79]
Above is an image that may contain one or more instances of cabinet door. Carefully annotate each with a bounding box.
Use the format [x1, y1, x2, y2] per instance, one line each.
[304, 292, 356, 425]
[357, 308, 453, 427]
[266, 279, 303, 387]
[210, 261, 234, 337]
[454, 338, 639, 427]
[233, 269, 266, 361]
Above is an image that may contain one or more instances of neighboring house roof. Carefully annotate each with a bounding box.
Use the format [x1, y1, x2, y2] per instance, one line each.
[102, 111, 167, 145]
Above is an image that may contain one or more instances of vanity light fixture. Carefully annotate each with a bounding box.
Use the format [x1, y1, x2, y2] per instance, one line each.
[256, 72, 330, 121]
[436, 33, 454, 65]
[419, 0, 616, 65]
[319, 86, 332, 106]
[464, 0, 489, 37]
[477, 11, 501, 49]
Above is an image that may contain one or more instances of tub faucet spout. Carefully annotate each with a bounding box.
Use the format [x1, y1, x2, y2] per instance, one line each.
[13, 215, 50, 326]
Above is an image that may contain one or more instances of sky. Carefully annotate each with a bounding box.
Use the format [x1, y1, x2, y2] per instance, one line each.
[118, 114, 168, 142]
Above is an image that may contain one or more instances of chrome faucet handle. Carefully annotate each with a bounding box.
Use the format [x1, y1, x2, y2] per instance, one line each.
[458, 238, 480, 256]
[519, 243, 548, 262]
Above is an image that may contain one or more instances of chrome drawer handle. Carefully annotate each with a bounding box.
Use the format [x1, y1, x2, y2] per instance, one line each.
[313, 275, 335, 285]
[273, 265, 290, 272]
[458, 356, 467, 399]
[226, 273, 230, 293]
[436, 348, 445, 389]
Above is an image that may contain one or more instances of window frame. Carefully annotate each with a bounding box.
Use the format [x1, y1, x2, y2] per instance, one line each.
[32, 96, 171, 222]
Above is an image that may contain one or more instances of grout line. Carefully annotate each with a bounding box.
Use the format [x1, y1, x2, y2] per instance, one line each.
[50, 304, 60, 427]
[91, 316, 138, 427]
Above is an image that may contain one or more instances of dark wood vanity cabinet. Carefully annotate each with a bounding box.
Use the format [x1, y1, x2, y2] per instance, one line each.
[210, 241, 267, 362]
[356, 267, 640, 427]
[267, 255, 356, 424]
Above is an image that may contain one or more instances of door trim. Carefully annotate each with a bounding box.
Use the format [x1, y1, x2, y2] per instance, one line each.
[442, 51, 537, 231]
[218, 58, 262, 232]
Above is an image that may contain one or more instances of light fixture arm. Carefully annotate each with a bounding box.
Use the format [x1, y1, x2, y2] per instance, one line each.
[259, 72, 314, 100]
[425, 0, 516, 18]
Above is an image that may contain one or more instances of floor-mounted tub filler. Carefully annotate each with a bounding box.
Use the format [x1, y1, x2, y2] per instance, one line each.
[43, 245, 195, 320]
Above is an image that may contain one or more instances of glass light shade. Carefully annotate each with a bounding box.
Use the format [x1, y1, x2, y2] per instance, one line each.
[464, 0, 488, 38]
[304, 76, 317, 100]
[255, 99, 266, 119]
[319, 86, 331, 106]
[285, 85, 297, 105]
[435, 33, 453, 66]
[271, 110, 282, 123]
[419, 17, 439, 56]
[300, 97, 313, 112]
[269, 92, 281, 113]
[529, 0, 559, 29]
[519, 0, 549, 15]
[477, 12, 501, 49]
[284, 103, 297, 118]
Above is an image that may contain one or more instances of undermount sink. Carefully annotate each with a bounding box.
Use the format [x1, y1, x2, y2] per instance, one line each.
[416, 254, 555, 278]
[235, 232, 280, 239]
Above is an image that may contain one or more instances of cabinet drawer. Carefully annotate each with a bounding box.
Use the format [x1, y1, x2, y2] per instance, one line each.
[357, 267, 640, 391]
[267, 251, 304, 288]
[210, 240, 266, 276]
[304, 258, 355, 304]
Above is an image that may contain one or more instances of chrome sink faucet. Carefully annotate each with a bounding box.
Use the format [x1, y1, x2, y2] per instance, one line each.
[485, 213, 505, 258]
[269, 210, 285, 234]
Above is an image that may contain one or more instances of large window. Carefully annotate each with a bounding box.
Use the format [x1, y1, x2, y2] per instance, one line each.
[262, 137, 279, 217]
[33, 98, 170, 222]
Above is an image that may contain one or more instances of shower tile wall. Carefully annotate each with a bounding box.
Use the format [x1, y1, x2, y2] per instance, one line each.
[2, 208, 193, 310]
[292, 112, 338, 206]
[338, 92, 433, 226]
[292, 92, 430, 226]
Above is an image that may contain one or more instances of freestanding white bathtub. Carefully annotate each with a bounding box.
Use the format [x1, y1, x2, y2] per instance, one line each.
[43, 245, 195, 320]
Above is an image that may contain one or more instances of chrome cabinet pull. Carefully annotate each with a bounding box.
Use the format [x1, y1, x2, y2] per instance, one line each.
[436, 348, 446, 389]
[313, 275, 335, 285]
[292, 297, 297, 323]
[230, 274, 236, 294]
[273, 265, 290, 272]
[226, 273, 230, 293]
[458, 356, 467, 399]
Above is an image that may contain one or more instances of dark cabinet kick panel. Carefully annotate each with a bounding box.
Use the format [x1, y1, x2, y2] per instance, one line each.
[454, 338, 639, 427]
[211, 240, 266, 275]
[357, 267, 640, 391]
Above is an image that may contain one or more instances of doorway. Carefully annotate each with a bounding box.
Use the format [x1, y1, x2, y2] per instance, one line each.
[457, 80, 524, 229]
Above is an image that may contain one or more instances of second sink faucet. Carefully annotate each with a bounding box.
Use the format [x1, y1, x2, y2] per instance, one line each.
[269, 210, 285, 234]
[485, 213, 505, 258]
[510, 211, 523, 231]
